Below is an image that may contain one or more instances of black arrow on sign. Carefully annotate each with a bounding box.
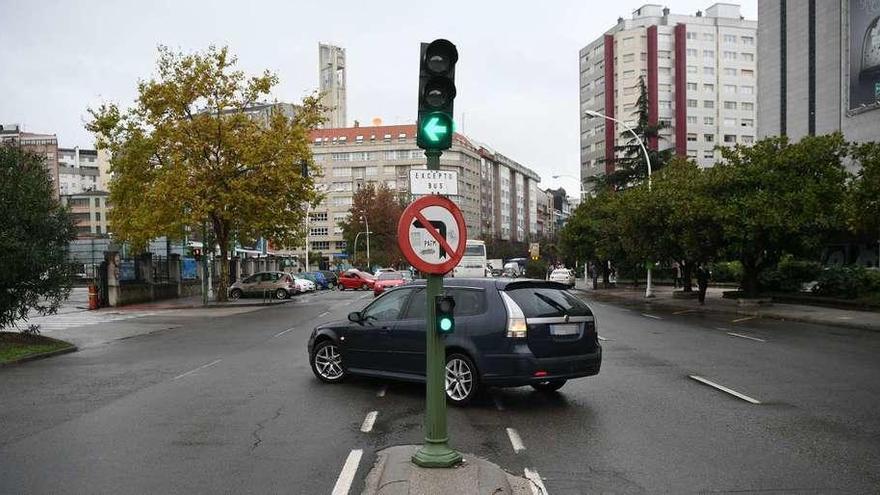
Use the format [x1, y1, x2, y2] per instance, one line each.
[412, 220, 448, 258]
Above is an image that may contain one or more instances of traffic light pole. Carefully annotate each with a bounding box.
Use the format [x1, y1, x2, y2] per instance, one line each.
[412, 150, 462, 468]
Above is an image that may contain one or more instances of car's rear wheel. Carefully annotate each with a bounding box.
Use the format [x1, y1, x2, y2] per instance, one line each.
[311, 341, 346, 383]
[274, 288, 288, 300]
[445, 353, 479, 406]
[229, 288, 243, 300]
[531, 379, 567, 393]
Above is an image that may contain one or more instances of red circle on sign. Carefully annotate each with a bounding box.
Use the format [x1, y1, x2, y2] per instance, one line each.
[397, 195, 468, 275]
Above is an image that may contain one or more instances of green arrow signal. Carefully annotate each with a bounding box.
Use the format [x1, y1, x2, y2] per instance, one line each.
[423, 116, 448, 142]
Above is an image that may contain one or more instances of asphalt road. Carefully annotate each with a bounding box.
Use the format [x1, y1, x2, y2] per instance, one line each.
[1, 288, 878, 494]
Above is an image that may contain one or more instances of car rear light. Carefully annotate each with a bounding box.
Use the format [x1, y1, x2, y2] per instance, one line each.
[501, 292, 527, 338]
[533, 371, 548, 377]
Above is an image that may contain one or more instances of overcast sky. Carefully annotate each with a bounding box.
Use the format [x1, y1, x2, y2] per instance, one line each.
[0, 0, 755, 194]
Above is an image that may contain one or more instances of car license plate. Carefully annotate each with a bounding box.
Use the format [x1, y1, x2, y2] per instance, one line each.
[550, 324, 579, 336]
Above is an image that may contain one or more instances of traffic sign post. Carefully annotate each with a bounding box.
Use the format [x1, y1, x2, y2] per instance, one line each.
[398, 152, 466, 469]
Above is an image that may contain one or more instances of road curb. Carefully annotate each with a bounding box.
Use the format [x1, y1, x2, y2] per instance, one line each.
[579, 290, 880, 332]
[362, 445, 528, 495]
[0, 341, 78, 368]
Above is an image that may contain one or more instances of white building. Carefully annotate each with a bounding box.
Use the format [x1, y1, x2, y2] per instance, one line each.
[579, 3, 757, 190]
[58, 147, 102, 195]
[318, 43, 347, 128]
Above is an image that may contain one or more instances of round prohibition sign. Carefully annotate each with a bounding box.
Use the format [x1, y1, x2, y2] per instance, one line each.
[397, 195, 468, 275]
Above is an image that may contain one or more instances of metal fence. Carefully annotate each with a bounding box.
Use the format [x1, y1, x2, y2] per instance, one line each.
[152, 256, 171, 284]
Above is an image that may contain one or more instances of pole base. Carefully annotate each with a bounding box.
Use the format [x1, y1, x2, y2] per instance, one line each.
[412, 442, 462, 468]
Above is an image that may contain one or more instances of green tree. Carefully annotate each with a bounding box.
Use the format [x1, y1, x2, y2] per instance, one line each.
[846, 142, 880, 243]
[87, 45, 323, 301]
[339, 183, 405, 270]
[592, 76, 672, 191]
[0, 147, 76, 328]
[559, 190, 627, 286]
[710, 134, 850, 296]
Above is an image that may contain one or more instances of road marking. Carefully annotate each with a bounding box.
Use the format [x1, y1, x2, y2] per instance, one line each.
[688, 375, 761, 404]
[597, 335, 609, 341]
[318, 311, 329, 318]
[732, 316, 757, 323]
[715, 327, 731, 332]
[172, 359, 222, 381]
[727, 332, 766, 342]
[331, 449, 363, 495]
[492, 394, 505, 411]
[376, 385, 387, 398]
[641, 313, 662, 320]
[272, 327, 295, 338]
[506, 427, 525, 453]
[360, 411, 378, 432]
[673, 309, 698, 315]
[524, 468, 549, 495]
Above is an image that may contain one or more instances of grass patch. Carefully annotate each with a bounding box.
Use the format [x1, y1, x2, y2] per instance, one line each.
[0, 332, 74, 364]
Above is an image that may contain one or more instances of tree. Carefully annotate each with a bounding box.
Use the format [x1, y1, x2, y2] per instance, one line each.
[846, 142, 880, 241]
[339, 184, 405, 269]
[592, 76, 672, 190]
[88, 46, 323, 301]
[0, 146, 76, 328]
[559, 190, 627, 286]
[710, 134, 850, 296]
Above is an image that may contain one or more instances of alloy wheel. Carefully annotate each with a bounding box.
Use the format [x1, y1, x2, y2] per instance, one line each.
[445, 357, 473, 401]
[314, 344, 344, 380]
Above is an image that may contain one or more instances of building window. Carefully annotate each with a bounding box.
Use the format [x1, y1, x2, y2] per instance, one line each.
[687, 82, 698, 91]
[659, 100, 673, 109]
[365, 166, 378, 176]
[687, 31, 698, 40]
[741, 69, 755, 78]
[311, 241, 330, 251]
[703, 67, 715, 76]
[724, 101, 737, 110]
[741, 36, 755, 46]
[704, 116, 715, 125]
[724, 84, 737, 94]
[741, 119, 754, 127]
[741, 52, 754, 62]
[687, 65, 698, 74]
[740, 85, 754, 95]
[383, 134, 392, 142]
[659, 67, 671, 75]
[704, 100, 715, 109]
[723, 51, 737, 60]
[687, 99, 698, 108]
[659, 50, 671, 59]
[724, 68, 737, 77]
[331, 152, 348, 161]
[724, 117, 737, 127]
[704, 150, 715, 159]
[309, 212, 328, 222]
[687, 149, 698, 158]
[703, 33, 715, 42]
[687, 48, 698, 57]
[622, 53, 634, 63]
[723, 34, 737, 44]
[332, 167, 351, 177]
[622, 69, 635, 78]
[687, 133, 697, 142]
[703, 83, 715, 93]
[687, 115, 698, 124]
[742, 102, 754, 111]
[703, 50, 715, 60]
[309, 226, 329, 237]
[704, 134, 714, 142]
[723, 134, 737, 144]
[741, 135, 754, 144]
[659, 83, 672, 92]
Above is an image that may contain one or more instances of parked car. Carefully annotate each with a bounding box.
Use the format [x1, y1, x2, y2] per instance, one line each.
[304, 271, 330, 290]
[308, 278, 601, 405]
[319, 270, 339, 289]
[373, 271, 410, 296]
[229, 271, 296, 300]
[548, 268, 576, 288]
[374, 267, 397, 277]
[338, 270, 375, 291]
[292, 275, 317, 293]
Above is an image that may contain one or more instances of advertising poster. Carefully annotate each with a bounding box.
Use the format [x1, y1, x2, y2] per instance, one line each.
[849, 0, 880, 110]
[182, 258, 198, 280]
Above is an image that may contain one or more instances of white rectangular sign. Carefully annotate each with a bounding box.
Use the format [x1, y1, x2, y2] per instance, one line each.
[409, 170, 458, 196]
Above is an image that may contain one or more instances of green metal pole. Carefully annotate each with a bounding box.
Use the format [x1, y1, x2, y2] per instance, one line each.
[412, 150, 462, 468]
[202, 223, 208, 307]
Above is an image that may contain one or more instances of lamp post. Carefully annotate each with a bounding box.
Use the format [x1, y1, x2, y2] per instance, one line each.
[584, 109, 654, 298]
[362, 215, 371, 271]
[304, 204, 310, 272]
[353, 230, 373, 268]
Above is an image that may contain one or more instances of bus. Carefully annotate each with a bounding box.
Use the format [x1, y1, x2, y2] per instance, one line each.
[452, 239, 488, 278]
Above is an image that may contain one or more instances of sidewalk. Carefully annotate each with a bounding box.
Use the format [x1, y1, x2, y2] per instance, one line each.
[117, 293, 300, 310]
[576, 280, 880, 332]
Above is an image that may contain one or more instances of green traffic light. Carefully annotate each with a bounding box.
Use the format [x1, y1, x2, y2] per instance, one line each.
[439, 317, 453, 332]
[418, 112, 454, 150]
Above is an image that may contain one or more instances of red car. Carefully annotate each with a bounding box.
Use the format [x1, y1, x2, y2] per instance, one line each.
[338, 270, 375, 291]
[372, 271, 412, 296]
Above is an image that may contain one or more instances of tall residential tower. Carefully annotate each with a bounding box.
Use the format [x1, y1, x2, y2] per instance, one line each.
[318, 43, 347, 128]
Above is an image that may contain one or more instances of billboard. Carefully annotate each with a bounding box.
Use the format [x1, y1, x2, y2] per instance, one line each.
[849, 0, 880, 110]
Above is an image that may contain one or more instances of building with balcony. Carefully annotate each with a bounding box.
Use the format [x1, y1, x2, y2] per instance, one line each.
[1, 123, 60, 196]
[61, 190, 110, 237]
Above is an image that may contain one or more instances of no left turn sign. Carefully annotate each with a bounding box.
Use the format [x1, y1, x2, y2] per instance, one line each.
[397, 195, 468, 275]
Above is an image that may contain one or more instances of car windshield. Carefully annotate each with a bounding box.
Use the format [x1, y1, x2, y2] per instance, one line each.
[504, 287, 592, 318]
[464, 245, 485, 257]
[378, 272, 403, 280]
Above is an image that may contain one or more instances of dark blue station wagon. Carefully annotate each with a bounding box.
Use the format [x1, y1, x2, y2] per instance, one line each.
[307, 278, 602, 405]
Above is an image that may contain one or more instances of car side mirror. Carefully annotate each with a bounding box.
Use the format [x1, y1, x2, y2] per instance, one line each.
[348, 311, 363, 323]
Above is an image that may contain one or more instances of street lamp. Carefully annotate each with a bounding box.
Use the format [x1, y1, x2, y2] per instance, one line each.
[353, 230, 373, 268]
[361, 215, 371, 271]
[584, 109, 654, 298]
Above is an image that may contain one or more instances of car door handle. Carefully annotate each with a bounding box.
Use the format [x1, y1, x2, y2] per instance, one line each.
[379, 326, 392, 334]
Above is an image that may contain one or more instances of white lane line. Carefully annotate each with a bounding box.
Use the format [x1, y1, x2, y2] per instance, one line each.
[673, 309, 698, 315]
[318, 311, 330, 318]
[688, 375, 762, 404]
[641, 313, 662, 320]
[331, 449, 363, 495]
[727, 332, 766, 342]
[715, 327, 732, 332]
[172, 359, 222, 381]
[376, 385, 387, 398]
[272, 327, 295, 338]
[360, 411, 378, 432]
[492, 394, 505, 411]
[732, 316, 757, 323]
[597, 335, 609, 341]
[524, 467, 549, 495]
[506, 427, 526, 453]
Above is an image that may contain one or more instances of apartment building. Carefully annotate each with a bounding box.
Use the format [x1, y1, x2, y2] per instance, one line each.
[304, 124, 541, 266]
[0, 123, 60, 196]
[579, 3, 757, 190]
[318, 43, 347, 128]
[58, 147, 107, 195]
[61, 190, 110, 237]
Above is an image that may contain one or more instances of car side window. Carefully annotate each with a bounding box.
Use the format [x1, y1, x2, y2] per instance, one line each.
[401, 288, 485, 319]
[243, 274, 259, 284]
[362, 288, 413, 322]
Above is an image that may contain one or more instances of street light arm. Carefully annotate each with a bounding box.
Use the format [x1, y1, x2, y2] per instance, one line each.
[585, 111, 652, 190]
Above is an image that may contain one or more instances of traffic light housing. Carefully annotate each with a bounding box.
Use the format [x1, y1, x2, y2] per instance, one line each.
[192, 248, 202, 260]
[418, 39, 458, 150]
[435, 294, 455, 334]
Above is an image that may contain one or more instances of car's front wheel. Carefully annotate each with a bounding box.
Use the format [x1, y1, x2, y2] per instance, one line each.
[229, 288, 243, 300]
[311, 341, 346, 383]
[531, 379, 567, 393]
[275, 288, 288, 300]
[445, 353, 479, 406]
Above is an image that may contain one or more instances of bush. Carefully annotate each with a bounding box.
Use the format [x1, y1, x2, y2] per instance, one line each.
[525, 259, 549, 279]
[710, 261, 743, 283]
[812, 265, 880, 298]
[760, 257, 822, 292]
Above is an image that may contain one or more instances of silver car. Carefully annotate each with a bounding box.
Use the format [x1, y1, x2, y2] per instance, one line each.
[229, 271, 296, 300]
[549, 268, 576, 288]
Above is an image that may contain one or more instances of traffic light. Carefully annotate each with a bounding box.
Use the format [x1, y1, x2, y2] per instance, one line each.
[192, 248, 202, 260]
[435, 294, 455, 334]
[417, 39, 458, 150]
